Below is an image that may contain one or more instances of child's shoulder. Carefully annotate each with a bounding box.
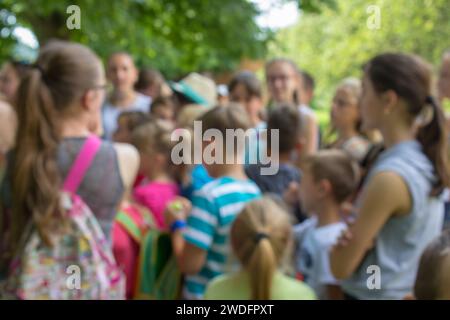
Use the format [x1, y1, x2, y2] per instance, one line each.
[193, 178, 223, 198]
[275, 273, 317, 300]
[204, 273, 244, 300]
[294, 217, 318, 238]
[206, 273, 233, 290]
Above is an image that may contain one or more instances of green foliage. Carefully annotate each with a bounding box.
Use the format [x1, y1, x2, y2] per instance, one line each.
[298, 0, 337, 13]
[0, 9, 17, 62]
[271, 0, 450, 128]
[0, 0, 272, 78]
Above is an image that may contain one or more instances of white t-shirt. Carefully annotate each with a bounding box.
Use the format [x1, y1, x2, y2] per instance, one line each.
[294, 216, 346, 300]
[102, 93, 151, 140]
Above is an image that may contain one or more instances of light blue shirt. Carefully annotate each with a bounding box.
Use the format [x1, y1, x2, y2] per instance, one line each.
[342, 140, 444, 299]
[102, 93, 151, 140]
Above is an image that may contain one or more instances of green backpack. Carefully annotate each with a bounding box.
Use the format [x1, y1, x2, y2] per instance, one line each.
[115, 207, 182, 300]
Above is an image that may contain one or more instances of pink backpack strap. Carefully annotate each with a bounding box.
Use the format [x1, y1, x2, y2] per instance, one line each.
[62, 135, 102, 194]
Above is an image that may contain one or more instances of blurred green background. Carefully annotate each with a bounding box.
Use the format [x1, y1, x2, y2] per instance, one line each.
[1, 0, 449, 129]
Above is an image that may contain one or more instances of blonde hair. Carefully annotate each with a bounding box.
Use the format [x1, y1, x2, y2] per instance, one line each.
[230, 196, 292, 300]
[326, 77, 364, 145]
[131, 120, 175, 157]
[198, 104, 252, 160]
[199, 103, 251, 134]
[337, 77, 361, 105]
[176, 104, 207, 129]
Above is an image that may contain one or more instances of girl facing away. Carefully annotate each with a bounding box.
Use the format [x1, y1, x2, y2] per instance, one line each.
[205, 196, 316, 300]
[131, 120, 180, 230]
[0, 40, 138, 282]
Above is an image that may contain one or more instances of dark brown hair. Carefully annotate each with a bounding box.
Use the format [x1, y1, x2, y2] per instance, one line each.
[150, 96, 177, 114]
[305, 149, 360, 203]
[135, 68, 165, 92]
[117, 111, 153, 132]
[267, 104, 301, 154]
[414, 230, 450, 300]
[301, 70, 315, 92]
[228, 71, 262, 99]
[3, 41, 102, 258]
[365, 53, 450, 195]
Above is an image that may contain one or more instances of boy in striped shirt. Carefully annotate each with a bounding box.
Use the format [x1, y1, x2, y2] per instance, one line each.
[165, 105, 262, 299]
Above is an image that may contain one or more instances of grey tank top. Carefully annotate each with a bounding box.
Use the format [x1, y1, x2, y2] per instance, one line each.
[342, 140, 444, 299]
[57, 137, 124, 239]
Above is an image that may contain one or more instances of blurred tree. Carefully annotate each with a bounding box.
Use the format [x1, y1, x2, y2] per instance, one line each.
[297, 0, 337, 13]
[0, 0, 273, 77]
[0, 0, 335, 76]
[270, 0, 450, 130]
[0, 9, 17, 62]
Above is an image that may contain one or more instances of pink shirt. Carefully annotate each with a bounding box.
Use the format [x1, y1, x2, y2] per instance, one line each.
[133, 181, 180, 230]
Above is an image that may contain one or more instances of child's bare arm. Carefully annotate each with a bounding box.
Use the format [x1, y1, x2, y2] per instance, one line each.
[303, 113, 319, 155]
[175, 241, 207, 275]
[165, 197, 207, 275]
[330, 171, 411, 279]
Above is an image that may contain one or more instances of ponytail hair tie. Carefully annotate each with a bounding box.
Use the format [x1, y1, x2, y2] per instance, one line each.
[425, 95, 436, 108]
[254, 232, 269, 243]
[32, 64, 49, 82]
[414, 96, 435, 128]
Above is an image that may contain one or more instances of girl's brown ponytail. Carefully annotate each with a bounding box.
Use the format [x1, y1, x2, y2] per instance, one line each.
[416, 95, 450, 195]
[366, 53, 450, 195]
[1, 41, 102, 265]
[12, 66, 62, 248]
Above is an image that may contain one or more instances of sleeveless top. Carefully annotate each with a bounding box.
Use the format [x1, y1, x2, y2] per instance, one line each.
[1, 138, 123, 242]
[342, 140, 444, 299]
[57, 137, 124, 239]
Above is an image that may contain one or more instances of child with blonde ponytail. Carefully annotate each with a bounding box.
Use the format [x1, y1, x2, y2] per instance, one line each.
[205, 196, 316, 300]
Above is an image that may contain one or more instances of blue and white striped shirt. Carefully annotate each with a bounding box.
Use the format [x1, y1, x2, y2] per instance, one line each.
[183, 176, 261, 299]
